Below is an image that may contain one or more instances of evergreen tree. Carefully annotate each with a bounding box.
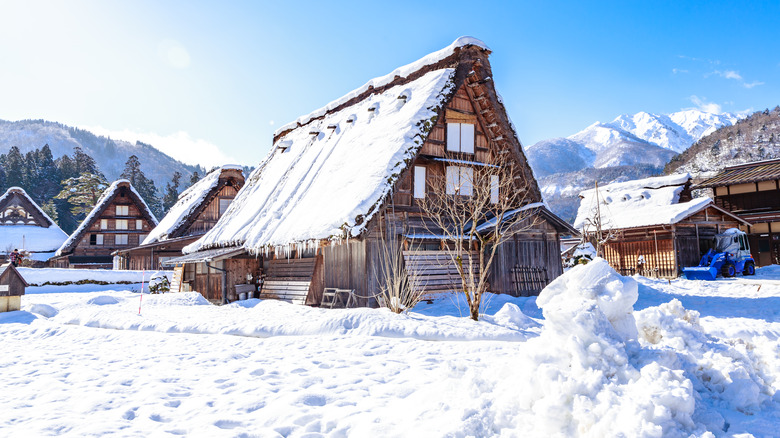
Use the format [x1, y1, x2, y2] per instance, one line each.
[4, 146, 25, 187]
[55, 154, 78, 180]
[190, 171, 200, 185]
[55, 173, 109, 217]
[162, 171, 182, 213]
[120, 155, 162, 217]
[41, 200, 59, 223]
[32, 145, 61, 203]
[73, 146, 102, 177]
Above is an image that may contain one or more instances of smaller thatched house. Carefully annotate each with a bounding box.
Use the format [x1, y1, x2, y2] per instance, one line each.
[0, 263, 27, 312]
[50, 180, 158, 269]
[113, 166, 244, 271]
[574, 174, 749, 278]
[0, 187, 68, 265]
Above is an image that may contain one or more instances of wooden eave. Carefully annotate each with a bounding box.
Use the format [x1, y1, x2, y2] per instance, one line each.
[695, 159, 780, 189]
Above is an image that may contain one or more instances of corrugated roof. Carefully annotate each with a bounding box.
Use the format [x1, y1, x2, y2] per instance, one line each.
[695, 159, 780, 188]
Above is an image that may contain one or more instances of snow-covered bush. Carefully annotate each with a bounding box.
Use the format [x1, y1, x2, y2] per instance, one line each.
[148, 272, 170, 294]
[563, 242, 596, 269]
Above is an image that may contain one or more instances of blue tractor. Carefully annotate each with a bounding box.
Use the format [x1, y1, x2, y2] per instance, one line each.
[683, 229, 756, 280]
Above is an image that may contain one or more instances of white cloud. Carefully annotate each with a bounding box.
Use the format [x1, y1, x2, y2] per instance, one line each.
[720, 70, 742, 80]
[672, 68, 689, 74]
[743, 81, 765, 89]
[81, 126, 240, 168]
[157, 39, 191, 69]
[688, 95, 722, 114]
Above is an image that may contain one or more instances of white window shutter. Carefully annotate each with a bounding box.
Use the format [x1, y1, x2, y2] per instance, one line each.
[447, 123, 460, 152]
[490, 175, 499, 204]
[446, 167, 459, 194]
[461, 124, 475, 154]
[96, 234, 104, 245]
[100, 219, 108, 229]
[414, 166, 426, 199]
[460, 167, 474, 196]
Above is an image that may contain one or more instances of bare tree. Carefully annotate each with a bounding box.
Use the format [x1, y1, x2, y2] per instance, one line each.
[579, 181, 621, 258]
[416, 151, 540, 321]
[373, 216, 424, 314]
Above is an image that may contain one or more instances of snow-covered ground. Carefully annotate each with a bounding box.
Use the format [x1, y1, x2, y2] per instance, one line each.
[1, 261, 779, 436]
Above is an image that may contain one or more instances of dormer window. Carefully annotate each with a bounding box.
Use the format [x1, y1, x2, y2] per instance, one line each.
[447, 123, 475, 154]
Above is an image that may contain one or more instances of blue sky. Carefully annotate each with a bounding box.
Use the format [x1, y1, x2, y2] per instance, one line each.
[1, 0, 778, 167]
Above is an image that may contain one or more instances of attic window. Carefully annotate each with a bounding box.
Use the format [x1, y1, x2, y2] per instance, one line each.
[327, 124, 338, 130]
[346, 116, 356, 123]
[309, 130, 320, 136]
[397, 95, 408, 102]
[367, 107, 376, 112]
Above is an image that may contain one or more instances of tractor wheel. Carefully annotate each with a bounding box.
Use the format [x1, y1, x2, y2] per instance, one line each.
[722, 263, 736, 278]
[743, 262, 756, 276]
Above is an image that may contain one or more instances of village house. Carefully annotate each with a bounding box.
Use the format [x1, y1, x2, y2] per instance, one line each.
[574, 174, 749, 278]
[168, 37, 576, 305]
[113, 166, 244, 271]
[49, 180, 158, 269]
[0, 187, 69, 266]
[694, 159, 780, 266]
[0, 263, 27, 312]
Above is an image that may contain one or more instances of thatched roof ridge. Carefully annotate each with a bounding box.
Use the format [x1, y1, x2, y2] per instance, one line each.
[273, 37, 491, 143]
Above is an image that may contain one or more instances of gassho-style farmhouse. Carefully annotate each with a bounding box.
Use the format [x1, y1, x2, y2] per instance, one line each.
[139, 36, 575, 305]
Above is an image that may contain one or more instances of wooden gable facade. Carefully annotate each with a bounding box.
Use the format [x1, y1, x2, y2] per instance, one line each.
[696, 159, 780, 266]
[50, 181, 158, 269]
[114, 167, 244, 271]
[172, 39, 575, 305]
[0, 187, 52, 227]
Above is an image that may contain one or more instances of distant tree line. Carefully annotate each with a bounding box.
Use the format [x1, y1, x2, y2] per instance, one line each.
[0, 144, 198, 233]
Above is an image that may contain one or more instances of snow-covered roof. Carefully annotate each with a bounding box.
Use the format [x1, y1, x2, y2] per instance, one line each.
[273, 36, 489, 138]
[187, 37, 496, 255]
[0, 187, 68, 257]
[56, 180, 159, 256]
[142, 166, 243, 245]
[573, 173, 711, 230]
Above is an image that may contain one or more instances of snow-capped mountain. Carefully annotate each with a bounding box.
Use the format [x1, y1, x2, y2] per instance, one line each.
[611, 110, 740, 153]
[526, 109, 742, 223]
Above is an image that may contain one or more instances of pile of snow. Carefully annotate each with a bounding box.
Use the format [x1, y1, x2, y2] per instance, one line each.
[28, 291, 536, 342]
[17, 267, 170, 286]
[573, 173, 714, 230]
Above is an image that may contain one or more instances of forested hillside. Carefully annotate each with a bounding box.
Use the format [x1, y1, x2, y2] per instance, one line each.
[665, 107, 780, 175]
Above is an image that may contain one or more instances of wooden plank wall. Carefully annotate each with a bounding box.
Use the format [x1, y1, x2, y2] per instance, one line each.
[603, 237, 676, 278]
[322, 241, 370, 306]
[488, 233, 561, 296]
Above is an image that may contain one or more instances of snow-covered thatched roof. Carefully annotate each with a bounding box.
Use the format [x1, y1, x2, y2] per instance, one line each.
[0, 187, 68, 257]
[56, 180, 158, 256]
[142, 165, 244, 245]
[573, 173, 716, 230]
[186, 37, 494, 255]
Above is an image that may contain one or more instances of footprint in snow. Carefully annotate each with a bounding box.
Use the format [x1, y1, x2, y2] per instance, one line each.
[214, 420, 243, 429]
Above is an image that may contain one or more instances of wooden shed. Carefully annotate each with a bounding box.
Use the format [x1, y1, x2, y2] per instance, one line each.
[113, 166, 244, 272]
[49, 180, 158, 269]
[0, 263, 28, 312]
[574, 174, 750, 278]
[695, 159, 780, 266]
[170, 37, 576, 305]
